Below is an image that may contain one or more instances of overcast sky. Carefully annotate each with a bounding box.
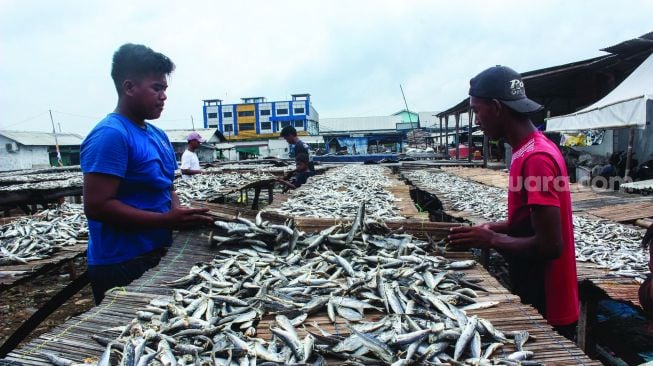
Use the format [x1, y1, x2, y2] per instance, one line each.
[1, 0, 652, 135]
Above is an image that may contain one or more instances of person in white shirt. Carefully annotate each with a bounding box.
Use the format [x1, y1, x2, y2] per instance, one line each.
[181, 132, 205, 179]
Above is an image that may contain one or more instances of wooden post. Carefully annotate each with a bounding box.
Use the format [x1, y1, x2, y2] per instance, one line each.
[624, 127, 635, 179]
[468, 109, 473, 163]
[455, 113, 460, 160]
[483, 135, 489, 168]
[445, 115, 449, 154]
[251, 186, 261, 210]
[439, 116, 443, 154]
[577, 281, 598, 356]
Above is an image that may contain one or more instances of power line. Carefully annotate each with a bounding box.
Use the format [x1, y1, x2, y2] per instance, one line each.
[0, 111, 50, 130]
[51, 110, 102, 120]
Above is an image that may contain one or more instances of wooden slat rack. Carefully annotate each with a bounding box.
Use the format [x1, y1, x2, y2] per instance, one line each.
[3, 229, 600, 365]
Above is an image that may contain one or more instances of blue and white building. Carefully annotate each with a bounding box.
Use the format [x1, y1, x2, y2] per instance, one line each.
[202, 94, 319, 141]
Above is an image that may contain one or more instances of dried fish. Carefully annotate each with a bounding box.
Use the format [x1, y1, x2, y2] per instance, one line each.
[174, 172, 274, 206]
[0, 203, 87, 265]
[273, 165, 404, 219]
[76, 203, 535, 366]
[405, 170, 648, 280]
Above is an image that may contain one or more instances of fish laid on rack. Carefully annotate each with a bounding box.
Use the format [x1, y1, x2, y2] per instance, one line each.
[175, 173, 274, 206]
[0, 204, 87, 265]
[0, 177, 83, 192]
[405, 170, 508, 222]
[274, 165, 405, 220]
[60, 203, 539, 366]
[405, 170, 648, 280]
[0, 172, 81, 185]
[206, 163, 294, 173]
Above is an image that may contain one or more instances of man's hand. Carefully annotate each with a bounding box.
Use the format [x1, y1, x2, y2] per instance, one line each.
[448, 225, 497, 249]
[276, 179, 296, 190]
[163, 207, 213, 229]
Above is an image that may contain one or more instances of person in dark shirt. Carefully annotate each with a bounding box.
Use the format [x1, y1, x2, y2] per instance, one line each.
[278, 153, 314, 190]
[280, 126, 310, 160]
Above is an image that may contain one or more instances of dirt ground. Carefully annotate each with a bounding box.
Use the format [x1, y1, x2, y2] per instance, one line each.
[0, 257, 95, 349]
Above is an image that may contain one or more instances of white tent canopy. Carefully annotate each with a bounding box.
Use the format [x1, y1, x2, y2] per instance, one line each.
[546, 52, 653, 132]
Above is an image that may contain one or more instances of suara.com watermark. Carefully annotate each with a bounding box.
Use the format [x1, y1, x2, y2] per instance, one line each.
[508, 175, 632, 193]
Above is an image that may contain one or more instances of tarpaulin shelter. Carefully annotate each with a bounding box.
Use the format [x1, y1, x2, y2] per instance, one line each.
[546, 52, 653, 131]
[546, 52, 653, 175]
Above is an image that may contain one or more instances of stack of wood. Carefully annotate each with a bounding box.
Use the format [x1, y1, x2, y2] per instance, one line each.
[406, 128, 430, 148]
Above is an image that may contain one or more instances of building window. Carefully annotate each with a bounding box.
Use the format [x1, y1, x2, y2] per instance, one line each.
[224, 124, 233, 132]
[223, 111, 233, 118]
[238, 110, 255, 117]
[239, 123, 255, 131]
[260, 109, 271, 116]
[294, 107, 305, 114]
[208, 112, 218, 119]
[294, 120, 304, 128]
[277, 108, 288, 115]
[281, 121, 291, 128]
[260, 122, 272, 130]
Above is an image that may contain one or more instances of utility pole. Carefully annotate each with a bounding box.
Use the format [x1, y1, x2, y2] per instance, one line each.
[191, 115, 195, 130]
[49, 109, 63, 167]
[400, 84, 416, 148]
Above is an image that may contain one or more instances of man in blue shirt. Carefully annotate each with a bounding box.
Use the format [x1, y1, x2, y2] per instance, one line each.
[280, 126, 310, 160]
[277, 153, 314, 191]
[81, 44, 212, 304]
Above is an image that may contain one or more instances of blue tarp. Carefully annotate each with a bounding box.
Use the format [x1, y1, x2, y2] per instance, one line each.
[313, 153, 397, 163]
[336, 137, 368, 155]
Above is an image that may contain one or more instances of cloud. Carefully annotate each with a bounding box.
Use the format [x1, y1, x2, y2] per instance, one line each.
[1, 0, 652, 135]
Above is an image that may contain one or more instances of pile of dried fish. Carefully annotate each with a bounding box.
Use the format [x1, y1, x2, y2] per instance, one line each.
[274, 165, 404, 220]
[0, 204, 87, 265]
[404, 170, 507, 222]
[0, 172, 81, 185]
[206, 164, 294, 173]
[175, 173, 274, 206]
[64, 204, 539, 366]
[574, 215, 647, 278]
[0, 176, 83, 192]
[405, 170, 648, 279]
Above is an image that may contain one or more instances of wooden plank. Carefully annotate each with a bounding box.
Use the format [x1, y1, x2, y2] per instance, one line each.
[588, 201, 653, 222]
[0, 243, 87, 292]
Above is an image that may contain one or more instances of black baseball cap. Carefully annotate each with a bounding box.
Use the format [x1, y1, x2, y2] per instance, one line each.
[469, 65, 543, 115]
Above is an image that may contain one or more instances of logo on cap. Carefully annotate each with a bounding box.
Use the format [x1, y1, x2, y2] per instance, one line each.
[509, 79, 524, 96]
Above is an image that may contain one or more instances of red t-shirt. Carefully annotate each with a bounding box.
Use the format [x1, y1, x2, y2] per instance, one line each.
[507, 131, 578, 326]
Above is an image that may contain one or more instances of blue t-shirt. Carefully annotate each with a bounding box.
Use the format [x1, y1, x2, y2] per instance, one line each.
[289, 139, 310, 159]
[80, 113, 177, 265]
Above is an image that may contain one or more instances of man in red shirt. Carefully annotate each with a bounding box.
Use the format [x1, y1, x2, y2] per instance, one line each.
[448, 66, 579, 339]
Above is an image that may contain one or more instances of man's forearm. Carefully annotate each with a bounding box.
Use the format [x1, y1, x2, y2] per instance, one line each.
[490, 232, 561, 260]
[181, 169, 203, 175]
[86, 199, 170, 229]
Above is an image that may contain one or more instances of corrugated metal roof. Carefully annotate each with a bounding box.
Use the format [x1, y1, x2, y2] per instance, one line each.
[319, 115, 402, 133]
[602, 31, 653, 55]
[436, 54, 618, 117]
[164, 128, 224, 143]
[0, 130, 84, 146]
